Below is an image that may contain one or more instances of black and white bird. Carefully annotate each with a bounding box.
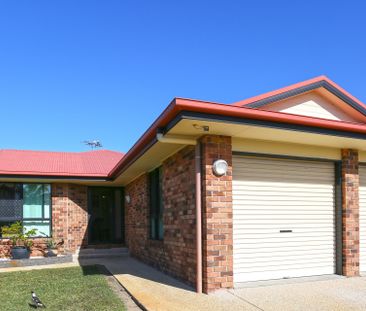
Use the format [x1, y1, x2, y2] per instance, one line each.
[31, 291, 46, 308]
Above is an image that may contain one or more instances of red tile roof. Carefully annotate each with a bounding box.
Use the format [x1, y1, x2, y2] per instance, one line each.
[0, 149, 124, 177]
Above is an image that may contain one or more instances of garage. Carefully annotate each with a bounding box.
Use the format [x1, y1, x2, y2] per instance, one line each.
[359, 165, 366, 273]
[232, 155, 336, 283]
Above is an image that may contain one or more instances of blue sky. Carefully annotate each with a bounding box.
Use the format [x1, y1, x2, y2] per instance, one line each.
[0, 1, 365, 152]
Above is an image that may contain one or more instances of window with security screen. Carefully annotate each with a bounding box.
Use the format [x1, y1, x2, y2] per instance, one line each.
[0, 183, 51, 238]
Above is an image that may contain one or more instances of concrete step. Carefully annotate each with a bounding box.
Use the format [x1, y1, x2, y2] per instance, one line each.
[76, 247, 129, 259]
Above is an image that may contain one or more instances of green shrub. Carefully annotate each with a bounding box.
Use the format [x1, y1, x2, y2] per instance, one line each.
[1, 221, 38, 249]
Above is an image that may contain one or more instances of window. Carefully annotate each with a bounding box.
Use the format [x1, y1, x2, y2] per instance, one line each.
[0, 183, 51, 238]
[0, 184, 23, 229]
[149, 167, 163, 240]
[23, 184, 51, 237]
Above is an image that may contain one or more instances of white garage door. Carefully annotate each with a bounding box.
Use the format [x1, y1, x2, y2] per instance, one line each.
[233, 155, 336, 283]
[359, 166, 366, 272]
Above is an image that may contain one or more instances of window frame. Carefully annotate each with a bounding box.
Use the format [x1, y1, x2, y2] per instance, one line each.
[0, 182, 52, 239]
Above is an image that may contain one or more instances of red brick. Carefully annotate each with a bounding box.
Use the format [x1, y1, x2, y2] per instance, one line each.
[342, 149, 360, 276]
[125, 146, 197, 287]
[201, 135, 233, 293]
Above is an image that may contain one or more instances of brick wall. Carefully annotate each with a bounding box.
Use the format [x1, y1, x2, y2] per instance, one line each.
[341, 149, 360, 276]
[125, 174, 149, 257]
[52, 183, 88, 252]
[200, 135, 233, 293]
[125, 146, 197, 286]
[0, 240, 12, 257]
[0, 183, 88, 258]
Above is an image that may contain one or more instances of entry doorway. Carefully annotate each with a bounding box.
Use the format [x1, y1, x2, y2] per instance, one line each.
[88, 187, 124, 245]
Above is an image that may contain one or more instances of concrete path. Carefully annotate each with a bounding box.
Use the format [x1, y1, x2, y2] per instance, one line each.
[80, 256, 256, 311]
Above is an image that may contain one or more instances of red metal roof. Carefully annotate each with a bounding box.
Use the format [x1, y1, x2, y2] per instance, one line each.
[0, 149, 124, 177]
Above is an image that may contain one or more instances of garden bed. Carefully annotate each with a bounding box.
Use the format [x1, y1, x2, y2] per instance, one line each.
[0, 253, 72, 268]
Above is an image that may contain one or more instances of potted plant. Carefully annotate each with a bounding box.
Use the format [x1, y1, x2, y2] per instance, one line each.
[1, 222, 37, 259]
[46, 239, 58, 257]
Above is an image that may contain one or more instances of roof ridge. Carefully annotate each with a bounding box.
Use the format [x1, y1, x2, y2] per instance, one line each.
[0, 149, 124, 155]
[232, 76, 366, 112]
[232, 76, 330, 107]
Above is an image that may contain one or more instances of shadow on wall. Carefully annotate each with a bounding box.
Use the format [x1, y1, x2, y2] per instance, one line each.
[52, 184, 89, 253]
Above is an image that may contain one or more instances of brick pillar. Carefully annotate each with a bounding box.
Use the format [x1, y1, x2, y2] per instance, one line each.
[52, 183, 88, 253]
[200, 135, 233, 293]
[341, 149, 360, 276]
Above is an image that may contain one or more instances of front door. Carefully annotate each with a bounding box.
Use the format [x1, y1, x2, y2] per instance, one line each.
[88, 187, 124, 244]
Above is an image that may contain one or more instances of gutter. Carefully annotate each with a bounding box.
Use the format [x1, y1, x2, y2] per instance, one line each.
[0, 174, 110, 181]
[156, 132, 203, 294]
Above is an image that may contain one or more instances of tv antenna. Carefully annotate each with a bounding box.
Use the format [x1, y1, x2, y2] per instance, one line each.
[83, 140, 103, 149]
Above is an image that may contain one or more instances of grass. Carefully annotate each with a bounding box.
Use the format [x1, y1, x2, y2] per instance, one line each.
[0, 265, 126, 311]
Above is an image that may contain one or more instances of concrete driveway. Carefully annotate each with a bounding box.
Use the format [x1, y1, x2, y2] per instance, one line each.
[222, 276, 366, 311]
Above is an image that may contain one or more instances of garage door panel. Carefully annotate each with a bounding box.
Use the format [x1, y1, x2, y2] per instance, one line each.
[233, 192, 333, 198]
[233, 176, 332, 184]
[235, 267, 334, 283]
[234, 182, 333, 189]
[234, 219, 333, 225]
[235, 228, 334, 235]
[234, 211, 334, 216]
[234, 233, 335, 241]
[234, 205, 334, 211]
[234, 159, 333, 171]
[234, 247, 333, 262]
[234, 164, 334, 175]
[234, 241, 334, 249]
[235, 259, 334, 271]
[233, 172, 333, 181]
[234, 251, 334, 261]
[234, 213, 332, 222]
[234, 184, 334, 190]
[233, 155, 335, 283]
[233, 198, 334, 204]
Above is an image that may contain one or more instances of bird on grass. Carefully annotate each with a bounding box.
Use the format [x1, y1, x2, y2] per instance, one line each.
[30, 291, 46, 308]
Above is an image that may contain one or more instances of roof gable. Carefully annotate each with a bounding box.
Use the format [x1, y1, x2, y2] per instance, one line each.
[233, 76, 366, 123]
[259, 91, 364, 123]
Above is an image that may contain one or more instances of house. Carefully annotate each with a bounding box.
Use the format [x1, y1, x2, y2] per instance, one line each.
[0, 75, 365, 293]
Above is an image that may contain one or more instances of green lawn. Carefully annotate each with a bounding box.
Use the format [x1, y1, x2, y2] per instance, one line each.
[0, 265, 125, 311]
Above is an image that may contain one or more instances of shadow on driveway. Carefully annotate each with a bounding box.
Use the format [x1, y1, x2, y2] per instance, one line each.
[78, 255, 194, 292]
